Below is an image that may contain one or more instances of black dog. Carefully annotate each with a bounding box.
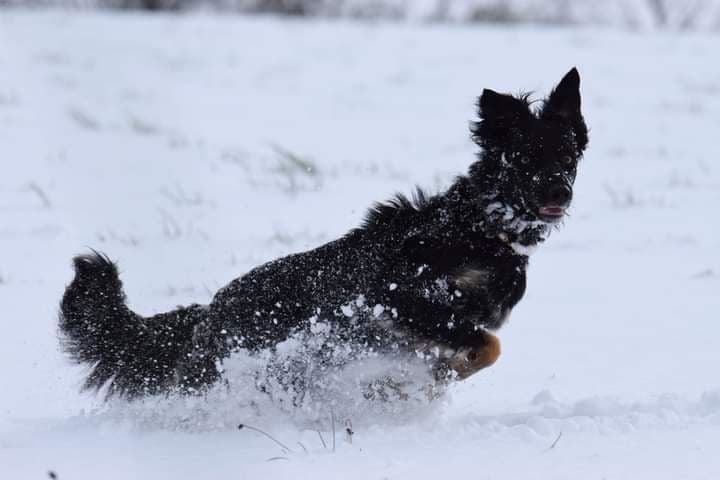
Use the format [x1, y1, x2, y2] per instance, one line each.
[60, 69, 588, 399]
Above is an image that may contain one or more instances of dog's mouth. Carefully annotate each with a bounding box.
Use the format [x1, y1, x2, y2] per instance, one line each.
[538, 206, 566, 222]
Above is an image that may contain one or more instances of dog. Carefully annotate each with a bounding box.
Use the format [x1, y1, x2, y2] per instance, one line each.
[59, 68, 588, 399]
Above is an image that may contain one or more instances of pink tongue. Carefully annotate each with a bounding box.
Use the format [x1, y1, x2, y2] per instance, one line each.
[540, 206, 565, 216]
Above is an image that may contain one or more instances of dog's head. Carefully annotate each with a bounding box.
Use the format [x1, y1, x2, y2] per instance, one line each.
[471, 68, 588, 224]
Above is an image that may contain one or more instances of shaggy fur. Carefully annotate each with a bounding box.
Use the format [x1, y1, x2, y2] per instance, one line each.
[59, 68, 588, 398]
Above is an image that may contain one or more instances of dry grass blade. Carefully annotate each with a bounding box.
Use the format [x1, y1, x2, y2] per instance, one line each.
[238, 423, 293, 453]
[549, 431, 563, 450]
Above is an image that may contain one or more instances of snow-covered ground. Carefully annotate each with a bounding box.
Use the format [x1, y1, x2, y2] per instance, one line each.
[1, 10, 719, 479]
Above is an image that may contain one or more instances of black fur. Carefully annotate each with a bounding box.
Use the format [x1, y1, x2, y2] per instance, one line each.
[59, 69, 588, 398]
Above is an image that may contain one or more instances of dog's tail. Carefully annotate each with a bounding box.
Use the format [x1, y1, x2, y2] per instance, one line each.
[59, 251, 220, 398]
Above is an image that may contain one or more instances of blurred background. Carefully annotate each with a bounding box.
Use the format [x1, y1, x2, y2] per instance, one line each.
[3, 0, 720, 30]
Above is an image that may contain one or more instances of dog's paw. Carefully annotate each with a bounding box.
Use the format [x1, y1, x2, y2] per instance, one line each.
[447, 331, 501, 380]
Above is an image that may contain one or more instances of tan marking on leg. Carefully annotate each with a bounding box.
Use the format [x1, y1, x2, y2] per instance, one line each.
[449, 331, 501, 380]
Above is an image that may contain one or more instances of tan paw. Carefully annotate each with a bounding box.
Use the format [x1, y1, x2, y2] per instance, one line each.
[449, 331, 501, 380]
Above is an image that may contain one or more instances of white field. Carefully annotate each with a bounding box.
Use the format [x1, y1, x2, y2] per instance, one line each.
[1, 10, 719, 479]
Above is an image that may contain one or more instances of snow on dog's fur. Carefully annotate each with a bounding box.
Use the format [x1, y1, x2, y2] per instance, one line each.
[59, 69, 588, 401]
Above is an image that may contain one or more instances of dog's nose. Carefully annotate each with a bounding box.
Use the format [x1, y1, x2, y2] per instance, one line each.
[548, 184, 572, 206]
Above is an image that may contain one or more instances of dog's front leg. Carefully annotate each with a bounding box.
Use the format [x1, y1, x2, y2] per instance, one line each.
[406, 322, 501, 381]
[387, 291, 503, 381]
[443, 328, 501, 380]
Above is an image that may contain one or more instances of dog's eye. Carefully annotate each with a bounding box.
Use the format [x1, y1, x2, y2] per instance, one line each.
[561, 155, 574, 166]
[519, 156, 530, 165]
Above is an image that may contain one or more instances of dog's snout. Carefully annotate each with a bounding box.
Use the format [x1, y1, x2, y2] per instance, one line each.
[548, 184, 572, 206]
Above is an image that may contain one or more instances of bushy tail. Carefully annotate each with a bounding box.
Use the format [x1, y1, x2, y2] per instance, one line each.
[59, 252, 218, 398]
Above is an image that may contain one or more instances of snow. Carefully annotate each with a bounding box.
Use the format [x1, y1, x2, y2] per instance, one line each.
[1, 9, 720, 479]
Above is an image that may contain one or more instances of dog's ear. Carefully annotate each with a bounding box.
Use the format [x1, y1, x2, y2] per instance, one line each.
[543, 68, 581, 121]
[478, 89, 529, 121]
[473, 89, 530, 147]
[542, 68, 588, 152]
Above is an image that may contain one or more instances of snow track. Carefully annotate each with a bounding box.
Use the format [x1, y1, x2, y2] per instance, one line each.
[452, 390, 720, 437]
